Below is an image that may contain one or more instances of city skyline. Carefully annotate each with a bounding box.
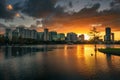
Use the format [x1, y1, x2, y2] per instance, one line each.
[0, 0, 120, 40]
[4, 26, 116, 43]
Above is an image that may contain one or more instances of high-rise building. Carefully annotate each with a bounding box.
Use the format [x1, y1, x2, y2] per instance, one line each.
[5, 26, 40, 41]
[44, 28, 49, 41]
[5, 28, 12, 41]
[111, 33, 114, 42]
[49, 31, 57, 41]
[37, 32, 44, 41]
[105, 27, 111, 42]
[57, 33, 65, 41]
[67, 32, 78, 42]
[12, 30, 19, 42]
[12, 30, 19, 38]
[26, 29, 31, 39]
[16, 26, 25, 38]
[31, 30, 37, 39]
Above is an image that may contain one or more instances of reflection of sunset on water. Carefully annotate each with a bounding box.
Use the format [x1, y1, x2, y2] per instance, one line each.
[0, 45, 120, 80]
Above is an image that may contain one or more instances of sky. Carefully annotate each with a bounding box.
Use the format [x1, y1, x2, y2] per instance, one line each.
[0, 0, 120, 40]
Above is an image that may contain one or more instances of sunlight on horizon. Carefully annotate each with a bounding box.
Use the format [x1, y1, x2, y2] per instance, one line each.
[84, 34, 90, 40]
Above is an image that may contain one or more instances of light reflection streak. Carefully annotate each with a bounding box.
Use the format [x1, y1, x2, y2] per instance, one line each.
[64, 45, 68, 57]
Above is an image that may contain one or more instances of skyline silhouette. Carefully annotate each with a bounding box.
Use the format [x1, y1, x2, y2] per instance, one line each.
[0, 0, 120, 40]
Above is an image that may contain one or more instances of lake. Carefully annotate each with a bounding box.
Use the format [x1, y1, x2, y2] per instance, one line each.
[0, 44, 120, 80]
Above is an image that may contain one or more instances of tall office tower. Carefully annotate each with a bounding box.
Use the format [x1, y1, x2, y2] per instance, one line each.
[49, 31, 57, 41]
[5, 28, 12, 41]
[37, 32, 44, 41]
[34, 30, 37, 40]
[44, 28, 49, 41]
[67, 32, 78, 42]
[105, 27, 111, 42]
[16, 26, 25, 38]
[31, 30, 37, 40]
[12, 30, 19, 38]
[111, 33, 114, 42]
[24, 29, 28, 39]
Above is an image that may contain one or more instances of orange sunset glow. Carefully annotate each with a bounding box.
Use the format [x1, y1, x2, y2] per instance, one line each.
[6, 4, 13, 10]
[36, 15, 120, 40]
[15, 13, 21, 17]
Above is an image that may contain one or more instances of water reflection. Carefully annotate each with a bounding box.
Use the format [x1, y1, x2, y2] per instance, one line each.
[105, 44, 115, 48]
[5, 47, 35, 58]
[0, 45, 120, 80]
[3, 45, 54, 59]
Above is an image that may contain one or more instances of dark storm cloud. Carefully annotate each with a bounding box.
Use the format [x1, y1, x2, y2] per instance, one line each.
[68, 1, 73, 8]
[49, 2, 120, 32]
[0, 23, 7, 28]
[52, 3, 101, 22]
[2, 0, 119, 19]
[0, 0, 15, 19]
[110, 0, 120, 11]
[0, 0, 120, 31]
[114, 0, 120, 2]
[54, 1, 120, 20]
[22, 0, 57, 18]
[0, 0, 58, 20]
[13, 2, 24, 11]
[67, 3, 101, 18]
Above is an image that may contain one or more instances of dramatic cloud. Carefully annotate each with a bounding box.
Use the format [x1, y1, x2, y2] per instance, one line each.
[0, 23, 7, 34]
[46, 2, 120, 33]
[55, 0, 113, 13]
[0, 0, 15, 19]
[0, 0, 120, 34]
[22, 0, 57, 18]
[0, 23, 7, 28]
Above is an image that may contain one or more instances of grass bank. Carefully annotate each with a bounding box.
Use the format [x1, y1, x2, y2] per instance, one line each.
[98, 48, 120, 55]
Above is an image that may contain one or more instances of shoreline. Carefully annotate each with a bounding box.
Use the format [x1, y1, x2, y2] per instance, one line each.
[1, 43, 120, 46]
[98, 48, 120, 56]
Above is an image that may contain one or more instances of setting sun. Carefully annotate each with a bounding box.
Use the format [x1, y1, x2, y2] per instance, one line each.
[78, 34, 90, 40]
[84, 34, 90, 40]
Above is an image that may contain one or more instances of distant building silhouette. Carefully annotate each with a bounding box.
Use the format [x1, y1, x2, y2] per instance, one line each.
[37, 32, 44, 41]
[105, 27, 111, 42]
[5, 28, 12, 41]
[79, 34, 85, 42]
[111, 33, 114, 42]
[16, 26, 37, 40]
[104, 27, 115, 43]
[67, 32, 78, 42]
[5, 26, 38, 41]
[49, 31, 57, 41]
[57, 33, 65, 41]
[44, 28, 49, 41]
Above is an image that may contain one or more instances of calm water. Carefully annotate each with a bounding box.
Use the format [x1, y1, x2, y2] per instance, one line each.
[0, 45, 120, 80]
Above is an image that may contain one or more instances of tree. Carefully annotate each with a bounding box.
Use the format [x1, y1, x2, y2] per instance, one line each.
[89, 27, 101, 51]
